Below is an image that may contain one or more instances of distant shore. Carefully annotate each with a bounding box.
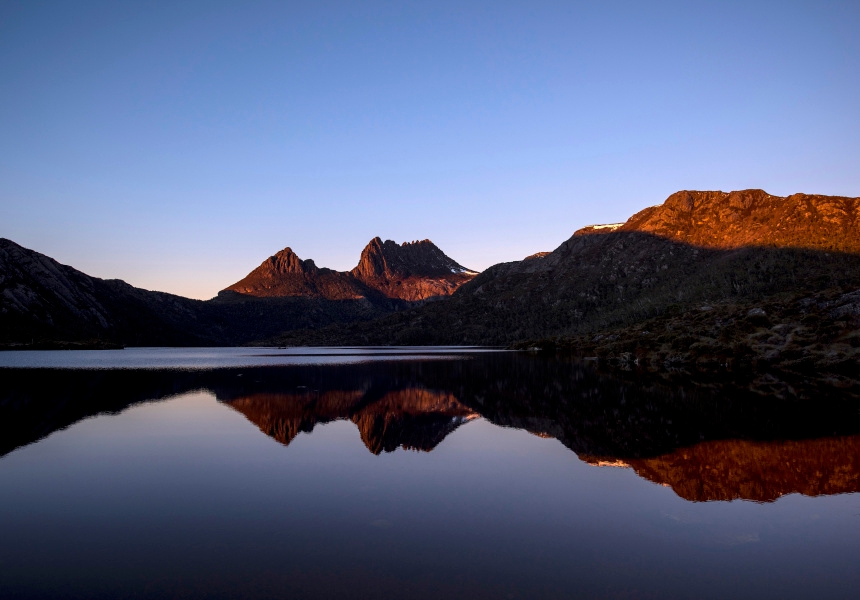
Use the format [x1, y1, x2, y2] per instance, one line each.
[0, 340, 125, 351]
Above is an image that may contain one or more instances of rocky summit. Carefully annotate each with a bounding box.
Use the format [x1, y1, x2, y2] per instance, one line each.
[602, 189, 860, 252]
[223, 247, 369, 300]
[223, 237, 476, 302]
[351, 237, 477, 301]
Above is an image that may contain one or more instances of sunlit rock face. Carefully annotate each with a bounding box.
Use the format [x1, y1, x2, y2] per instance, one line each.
[223, 237, 477, 302]
[616, 190, 860, 252]
[582, 436, 860, 503]
[225, 387, 478, 454]
[350, 237, 477, 302]
[223, 248, 369, 300]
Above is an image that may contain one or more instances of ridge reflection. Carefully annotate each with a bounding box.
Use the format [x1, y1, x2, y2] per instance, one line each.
[3, 352, 860, 503]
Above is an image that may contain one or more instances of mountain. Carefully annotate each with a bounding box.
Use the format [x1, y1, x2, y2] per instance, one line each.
[223, 237, 476, 302]
[529, 285, 860, 388]
[614, 189, 859, 251]
[0, 238, 219, 346]
[350, 237, 477, 301]
[269, 189, 860, 347]
[223, 247, 370, 300]
[5, 188, 859, 350]
[0, 238, 371, 346]
[0, 236, 477, 346]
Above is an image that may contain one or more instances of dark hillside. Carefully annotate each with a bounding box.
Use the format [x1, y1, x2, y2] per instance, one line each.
[270, 238, 860, 346]
[0, 238, 217, 346]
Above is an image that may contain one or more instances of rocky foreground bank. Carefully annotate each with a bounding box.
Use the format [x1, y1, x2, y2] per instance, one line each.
[515, 286, 860, 399]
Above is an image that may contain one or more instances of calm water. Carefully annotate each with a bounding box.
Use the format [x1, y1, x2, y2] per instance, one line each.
[0, 345, 501, 369]
[1, 348, 859, 599]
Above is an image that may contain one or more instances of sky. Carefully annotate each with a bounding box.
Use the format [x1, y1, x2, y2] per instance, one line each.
[1, 0, 858, 299]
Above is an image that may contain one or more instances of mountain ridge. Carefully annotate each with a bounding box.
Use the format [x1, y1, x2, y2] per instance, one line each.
[4, 188, 860, 351]
[223, 237, 477, 302]
[0, 235, 477, 346]
[269, 189, 860, 349]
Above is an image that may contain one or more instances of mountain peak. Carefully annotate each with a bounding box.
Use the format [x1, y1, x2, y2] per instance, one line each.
[222, 247, 353, 298]
[267, 247, 318, 275]
[352, 237, 474, 280]
[348, 237, 477, 301]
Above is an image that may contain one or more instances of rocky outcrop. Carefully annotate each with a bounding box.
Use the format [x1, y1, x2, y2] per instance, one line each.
[351, 237, 476, 301]
[617, 190, 860, 252]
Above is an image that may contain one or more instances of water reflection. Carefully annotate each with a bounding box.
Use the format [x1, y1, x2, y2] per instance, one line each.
[589, 436, 860, 503]
[227, 388, 478, 454]
[3, 352, 860, 503]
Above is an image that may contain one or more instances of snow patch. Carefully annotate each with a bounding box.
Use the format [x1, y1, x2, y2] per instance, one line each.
[589, 223, 623, 230]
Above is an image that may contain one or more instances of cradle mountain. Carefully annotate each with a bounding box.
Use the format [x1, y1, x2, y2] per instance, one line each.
[3, 188, 860, 390]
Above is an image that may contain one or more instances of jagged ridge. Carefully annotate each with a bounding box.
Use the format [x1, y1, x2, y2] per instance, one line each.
[223, 237, 477, 302]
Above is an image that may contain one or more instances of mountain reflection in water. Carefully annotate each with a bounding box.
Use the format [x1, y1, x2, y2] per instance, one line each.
[3, 352, 859, 503]
[584, 436, 860, 503]
[228, 388, 478, 454]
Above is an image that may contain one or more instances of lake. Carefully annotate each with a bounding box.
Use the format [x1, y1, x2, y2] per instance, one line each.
[1, 348, 859, 599]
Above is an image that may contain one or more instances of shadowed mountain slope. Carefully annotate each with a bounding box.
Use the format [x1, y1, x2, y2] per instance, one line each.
[270, 190, 860, 346]
[0, 238, 219, 346]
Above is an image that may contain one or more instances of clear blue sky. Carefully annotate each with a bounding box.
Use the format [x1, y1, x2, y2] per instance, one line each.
[1, 1, 858, 299]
